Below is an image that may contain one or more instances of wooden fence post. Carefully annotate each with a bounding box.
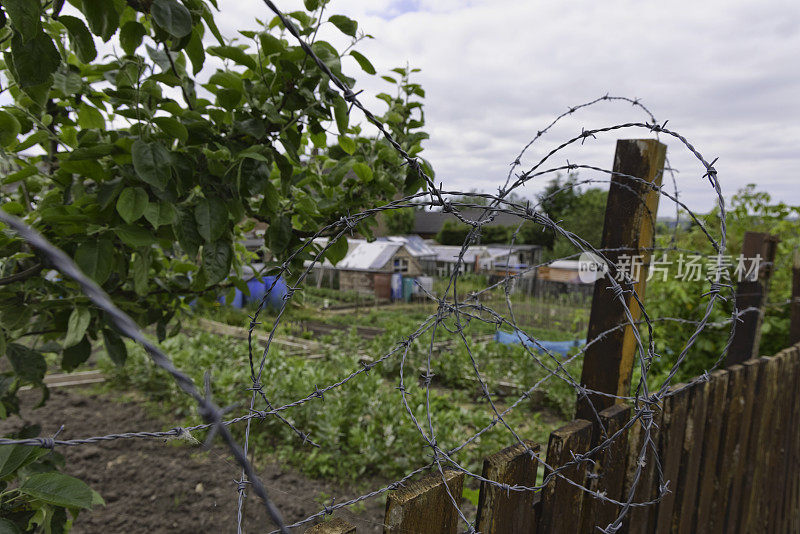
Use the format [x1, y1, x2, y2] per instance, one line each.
[791, 248, 800, 345]
[576, 139, 667, 421]
[727, 231, 779, 365]
[475, 441, 539, 534]
[538, 419, 593, 534]
[305, 518, 357, 533]
[383, 470, 464, 534]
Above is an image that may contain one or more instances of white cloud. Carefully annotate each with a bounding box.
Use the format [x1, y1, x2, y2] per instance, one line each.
[214, 0, 798, 214]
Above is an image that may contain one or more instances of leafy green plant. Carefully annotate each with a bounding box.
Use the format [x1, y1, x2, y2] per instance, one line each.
[0, 427, 102, 533]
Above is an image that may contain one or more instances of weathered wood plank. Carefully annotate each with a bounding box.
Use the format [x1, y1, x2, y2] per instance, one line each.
[721, 359, 761, 534]
[579, 404, 630, 534]
[305, 517, 357, 534]
[621, 399, 663, 534]
[383, 470, 464, 534]
[673, 379, 710, 534]
[653, 384, 691, 534]
[788, 347, 800, 533]
[691, 369, 729, 533]
[729, 358, 767, 532]
[791, 251, 800, 345]
[747, 356, 781, 532]
[576, 139, 667, 420]
[539, 419, 593, 534]
[475, 440, 539, 534]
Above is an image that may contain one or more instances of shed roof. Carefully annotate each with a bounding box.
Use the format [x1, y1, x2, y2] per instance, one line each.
[338, 241, 403, 271]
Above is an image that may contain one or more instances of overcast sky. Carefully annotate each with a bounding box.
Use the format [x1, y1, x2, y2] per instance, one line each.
[216, 0, 799, 214]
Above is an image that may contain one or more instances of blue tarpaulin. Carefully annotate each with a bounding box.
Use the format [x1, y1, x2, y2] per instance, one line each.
[494, 329, 585, 357]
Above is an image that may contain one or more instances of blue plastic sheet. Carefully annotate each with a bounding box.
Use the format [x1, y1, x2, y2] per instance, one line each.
[494, 329, 585, 357]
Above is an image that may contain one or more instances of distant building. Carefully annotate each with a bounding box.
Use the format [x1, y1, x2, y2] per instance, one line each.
[337, 241, 424, 299]
[412, 209, 524, 239]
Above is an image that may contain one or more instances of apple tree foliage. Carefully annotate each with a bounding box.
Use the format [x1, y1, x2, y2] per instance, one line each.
[0, 1, 431, 525]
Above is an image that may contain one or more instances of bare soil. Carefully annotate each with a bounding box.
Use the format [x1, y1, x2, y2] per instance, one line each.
[0, 388, 387, 533]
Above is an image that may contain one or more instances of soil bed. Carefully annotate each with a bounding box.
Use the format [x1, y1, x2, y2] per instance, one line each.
[0, 388, 387, 533]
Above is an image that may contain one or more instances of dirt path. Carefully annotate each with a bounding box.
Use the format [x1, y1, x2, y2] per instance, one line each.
[0, 389, 387, 533]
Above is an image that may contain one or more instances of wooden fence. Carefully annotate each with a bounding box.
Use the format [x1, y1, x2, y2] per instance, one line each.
[305, 342, 800, 534]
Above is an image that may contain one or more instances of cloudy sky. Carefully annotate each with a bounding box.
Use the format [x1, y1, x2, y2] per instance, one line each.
[215, 0, 799, 214]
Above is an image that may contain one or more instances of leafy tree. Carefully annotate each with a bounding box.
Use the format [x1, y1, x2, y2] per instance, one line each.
[0, 0, 431, 529]
[383, 206, 415, 235]
[645, 185, 799, 383]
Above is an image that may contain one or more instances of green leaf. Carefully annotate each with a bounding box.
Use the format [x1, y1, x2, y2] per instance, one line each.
[328, 15, 357, 37]
[153, 116, 188, 144]
[131, 140, 171, 189]
[119, 21, 146, 56]
[77, 103, 105, 129]
[185, 26, 205, 75]
[333, 94, 348, 134]
[352, 162, 373, 182]
[143, 201, 177, 228]
[304, 0, 319, 10]
[64, 307, 91, 348]
[176, 211, 201, 257]
[4, 0, 40, 42]
[80, 0, 119, 41]
[338, 135, 356, 155]
[207, 45, 257, 70]
[258, 33, 284, 55]
[9, 31, 60, 88]
[115, 224, 156, 248]
[194, 198, 227, 242]
[132, 249, 149, 296]
[151, 0, 192, 38]
[216, 88, 242, 110]
[74, 239, 114, 284]
[102, 329, 127, 367]
[20, 472, 98, 510]
[6, 344, 46, 384]
[52, 70, 83, 95]
[202, 240, 232, 286]
[325, 235, 348, 264]
[0, 111, 21, 147]
[62, 336, 91, 371]
[116, 187, 148, 223]
[58, 15, 97, 63]
[349, 50, 375, 75]
[267, 216, 292, 254]
[0, 444, 40, 479]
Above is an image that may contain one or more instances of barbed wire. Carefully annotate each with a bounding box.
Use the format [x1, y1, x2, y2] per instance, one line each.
[0, 1, 792, 532]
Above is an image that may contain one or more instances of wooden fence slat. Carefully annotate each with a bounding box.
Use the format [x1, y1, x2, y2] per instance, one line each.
[789, 347, 800, 534]
[305, 517, 357, 533]
[579, 404, 630, 534]
[722, 358, 762, 534]
[691, 369, 729, 533]
[475, 440, 539, 534]
[538, 419, 593, 534]
[621, 399, 663, 534]
[766, 353, 790, 532]
[738, 357, 776, 532]
[673, 379, 710, 534]
[773, 350, 798, 532]
[383, 470, 464, 534]
[653, 384, 691, 534]
[747, 357, 781, 532]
